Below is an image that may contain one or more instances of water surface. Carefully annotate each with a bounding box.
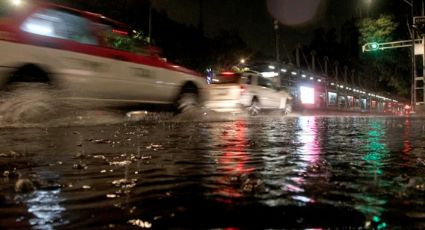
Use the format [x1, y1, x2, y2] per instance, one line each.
[1, 114, 424, 229]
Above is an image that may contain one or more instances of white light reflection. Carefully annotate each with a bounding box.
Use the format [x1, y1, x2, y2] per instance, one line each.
[22, 22, 54, 36]
[298, 116, 320, 165]
[283, 117, 320, 203]
[25, 189, 67, 230]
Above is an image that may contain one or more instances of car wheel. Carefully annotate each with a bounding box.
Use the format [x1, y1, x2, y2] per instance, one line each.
[0, 82, 58, 123]
[283, 103, 292, 115]
[176, 88, 199, 113]
[248, 98, 260, 116]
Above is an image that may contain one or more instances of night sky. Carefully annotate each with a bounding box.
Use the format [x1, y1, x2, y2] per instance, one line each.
[45, 0, 417, 58]
[152, 0, 419, 58]
[152, 0, 359, 56]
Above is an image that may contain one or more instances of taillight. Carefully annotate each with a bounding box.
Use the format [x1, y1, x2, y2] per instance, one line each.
[240, 85, 246, 94]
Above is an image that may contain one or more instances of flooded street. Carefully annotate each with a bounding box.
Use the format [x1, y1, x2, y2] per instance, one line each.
[1, 112, 425, 229]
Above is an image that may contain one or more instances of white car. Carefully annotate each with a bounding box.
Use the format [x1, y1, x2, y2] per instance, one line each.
[206, 71, 292, 115]
[0, 3, 207, 117]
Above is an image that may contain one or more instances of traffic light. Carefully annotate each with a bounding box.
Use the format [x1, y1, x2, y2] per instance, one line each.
[370, 42, 379, 50]
[362, 42, 380, 52]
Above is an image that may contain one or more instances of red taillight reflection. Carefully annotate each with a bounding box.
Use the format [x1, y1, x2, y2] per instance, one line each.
[221, 71, 236, 76]
[240, 85, 246, 94]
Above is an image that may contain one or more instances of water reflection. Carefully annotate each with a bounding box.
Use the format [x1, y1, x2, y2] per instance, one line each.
[16, 189, 66, 230]
[2, 116, 425, 229]
[297, 116, 320, 164]
[288, 116, 321, 203]
[359, 120, 389, 229]
[402, 118, 412, 155]
[213, 120, 254, 201]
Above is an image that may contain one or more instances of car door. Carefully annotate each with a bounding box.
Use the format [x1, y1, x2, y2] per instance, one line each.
[123, 60, 179, 103]
[257, 76, 279, 108]
[91, 19, 177, 103]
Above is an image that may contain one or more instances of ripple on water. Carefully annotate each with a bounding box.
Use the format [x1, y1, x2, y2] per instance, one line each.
[0, 116, 424, 229]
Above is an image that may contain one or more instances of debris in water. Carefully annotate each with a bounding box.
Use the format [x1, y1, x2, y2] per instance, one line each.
[109, 161, 132, 166]
[15, 178, 35, 193]
[0, 150, 23, 158]
[146, 144, 162, 151]
[93, 155, 106, 160]
[73, 162, 88, 170]
[112, 178, 137, 188]
[106, 194, 118, 198]
[74, 152, 87, 159]
[88, 138, 112, 144]
[128, 219, 152, 228]
[82, 185, 91, 190]
[3, 168, 20, 178]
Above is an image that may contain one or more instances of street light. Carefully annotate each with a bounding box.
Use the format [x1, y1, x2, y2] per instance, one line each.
[240, 58, 246, 64]
[10, 0, 22, 6]
[403, 0, 416, 110]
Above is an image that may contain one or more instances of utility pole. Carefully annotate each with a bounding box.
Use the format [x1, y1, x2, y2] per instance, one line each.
[335, 61, 340, 109]
[148, 0, 153, 44]
[410, 0, 416, 111]
[296, 45, 301, 68]
[274, 20, 281, 87]
[344, 65, 349, 109]
[311, 51, 316, 72]
[324, 56, 329, 75]
[274, 20, 280, 63]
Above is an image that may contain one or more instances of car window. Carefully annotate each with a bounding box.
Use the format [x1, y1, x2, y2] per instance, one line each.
[94, 19, 147, 53]
[94, 22, 132, 51]
[211, 73, 241, 84]
[258, 76, 274, 89]
[245, 75, 252, 85]
[21, 8, 97, 45]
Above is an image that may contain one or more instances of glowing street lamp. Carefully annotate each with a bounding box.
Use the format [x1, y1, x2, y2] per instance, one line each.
[240, 58, 246, 64]
[10, 0, 22, 6]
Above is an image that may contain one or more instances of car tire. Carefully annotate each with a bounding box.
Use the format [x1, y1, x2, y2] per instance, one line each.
[248, 98, 260, 116]
[176, 87, 199, 114]
[283, 103, 292, 115]
[0, 82, 58, 123]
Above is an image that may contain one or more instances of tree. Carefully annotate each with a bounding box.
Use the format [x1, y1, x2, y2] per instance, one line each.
[358, 15, 398, 44]
[357, 15, 410, 97]
[209, 31, 252, 72]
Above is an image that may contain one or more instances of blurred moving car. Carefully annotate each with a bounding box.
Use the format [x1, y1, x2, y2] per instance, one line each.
[0, 2, 207, 114]
[206, 71, 292, 115]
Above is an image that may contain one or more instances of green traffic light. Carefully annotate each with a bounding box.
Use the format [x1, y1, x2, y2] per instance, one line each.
[370, 42, 379, 50]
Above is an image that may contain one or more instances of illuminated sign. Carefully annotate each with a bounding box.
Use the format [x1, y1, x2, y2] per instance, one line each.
[300, 86, 315, 104]
[328, 92, 337, 105]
